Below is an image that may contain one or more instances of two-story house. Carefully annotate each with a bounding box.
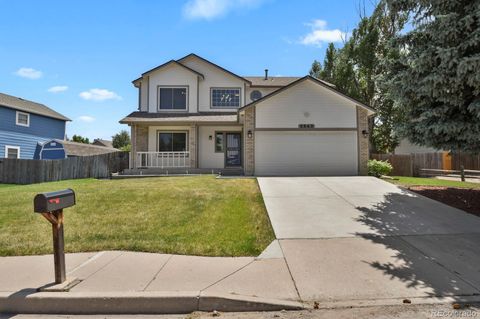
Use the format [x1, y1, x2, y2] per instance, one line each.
[0, 92, 70, 159]
[120, 53, 374, 176]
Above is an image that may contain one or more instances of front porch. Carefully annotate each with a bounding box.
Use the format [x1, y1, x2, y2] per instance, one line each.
[127, 122, 246, 175]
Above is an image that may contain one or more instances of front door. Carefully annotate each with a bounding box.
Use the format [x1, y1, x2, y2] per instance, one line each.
[225, 133, 242, 167]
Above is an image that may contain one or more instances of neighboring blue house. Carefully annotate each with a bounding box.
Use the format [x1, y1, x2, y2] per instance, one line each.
[0, 92, 70, 159]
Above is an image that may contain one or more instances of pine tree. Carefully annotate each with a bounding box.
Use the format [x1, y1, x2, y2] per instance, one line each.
[309, 60, 322, 78]
[321, 43, 337, 83]
[384, 0, 480, 152]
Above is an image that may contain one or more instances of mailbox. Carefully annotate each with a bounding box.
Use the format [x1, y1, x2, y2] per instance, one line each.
[33, 188, 76, 286]
[34, 189, 75, 213]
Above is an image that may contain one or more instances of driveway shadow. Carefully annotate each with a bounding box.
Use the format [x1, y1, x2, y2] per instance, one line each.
[353, 190, 480, 300]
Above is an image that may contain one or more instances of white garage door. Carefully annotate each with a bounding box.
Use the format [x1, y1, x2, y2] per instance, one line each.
[255, 131, 358, 176]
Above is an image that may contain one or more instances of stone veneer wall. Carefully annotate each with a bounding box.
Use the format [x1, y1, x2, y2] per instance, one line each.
[136, 125, 149, 152]
[357, 106, 369, 175]
[244, 107, 255, 176]
[189, 125, 197, 168]
[131, 125, 148, 168]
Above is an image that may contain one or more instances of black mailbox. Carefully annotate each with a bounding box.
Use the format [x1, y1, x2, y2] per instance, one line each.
[34, 189, 75, 213]
[33, 188, 76, 285]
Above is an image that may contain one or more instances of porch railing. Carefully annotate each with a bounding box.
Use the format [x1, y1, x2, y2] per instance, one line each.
[136, 152, 190, 168]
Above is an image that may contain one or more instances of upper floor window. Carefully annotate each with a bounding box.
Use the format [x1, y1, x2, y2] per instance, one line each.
[16, 111, 30, 127]
[158, 87, 188, 111]
[211, 88, 241, 108]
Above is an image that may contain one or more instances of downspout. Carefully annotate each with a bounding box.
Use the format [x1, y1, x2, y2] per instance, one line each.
[197, 76, 200, 113]
[196, 124, 199, 168]
[131, 124, 136, 169]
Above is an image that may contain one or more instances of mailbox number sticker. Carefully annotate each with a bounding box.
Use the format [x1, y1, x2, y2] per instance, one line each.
[49, 198, 60, 204]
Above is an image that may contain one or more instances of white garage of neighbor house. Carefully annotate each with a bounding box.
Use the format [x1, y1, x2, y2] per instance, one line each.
[120, 54, 375, 176]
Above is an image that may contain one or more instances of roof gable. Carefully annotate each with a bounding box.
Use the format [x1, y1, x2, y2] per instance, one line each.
[239, 76, 375, 115]
[133, 60, 204, 84]
[177, 53, 251, 85]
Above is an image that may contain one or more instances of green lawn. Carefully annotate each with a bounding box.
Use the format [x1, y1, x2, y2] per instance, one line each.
[386, 176, 480, 189]
[0, 176, 275, 257]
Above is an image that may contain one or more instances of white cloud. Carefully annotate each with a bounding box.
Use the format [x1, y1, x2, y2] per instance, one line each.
[183, 0, 266, 20]
[48, 85, 68, 93]
[299, 19, 347, 47]
[14, 67, 43, 79]
[77, 116, 95, 123]
[79, 89, 122, 101]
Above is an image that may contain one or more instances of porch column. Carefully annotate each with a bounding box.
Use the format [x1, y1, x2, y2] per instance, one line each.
[136, 125, 149, 152]
[244, 107, 255, 176]
[189, 124, 198, 168]
[357, 105, 369, 175]
[130, 124, 136, 169]
[132, 125, 149, 169]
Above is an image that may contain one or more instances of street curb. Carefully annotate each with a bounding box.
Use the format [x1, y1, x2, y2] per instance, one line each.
[0, 291, 304, 314]
[199, 291, 304, 312]
[308, 295, 480, 310]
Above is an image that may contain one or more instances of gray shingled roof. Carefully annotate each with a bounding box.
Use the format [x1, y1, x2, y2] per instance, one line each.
[239, 76, 375, 114]
[0, 92, 70, 121]
[59, 140, 119, 156]
[244, 76, 301, 87]
[93, 139, 114, 148]
[244, 76, 335, 88]
[120, 111, 238, 123]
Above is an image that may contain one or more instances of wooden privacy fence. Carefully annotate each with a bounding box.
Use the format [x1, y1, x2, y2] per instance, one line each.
[371, 153, 444, 176]
[451, 152, 480, 171]
[371, 152, 480, 176]
[0, 152, 129, 185]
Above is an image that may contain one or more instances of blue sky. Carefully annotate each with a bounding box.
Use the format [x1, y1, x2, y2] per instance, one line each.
[0, 0, 374, 141]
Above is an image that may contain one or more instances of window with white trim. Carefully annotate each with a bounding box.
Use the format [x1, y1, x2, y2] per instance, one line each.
[16, 111, 30, 127]
[5, 146, 20, 158]
[211, 88, 241, 108]
[158, 132, 188, 152]
[158, 87, 187, 110]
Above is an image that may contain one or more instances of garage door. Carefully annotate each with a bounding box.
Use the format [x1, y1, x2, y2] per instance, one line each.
[255, 131, 358, 176]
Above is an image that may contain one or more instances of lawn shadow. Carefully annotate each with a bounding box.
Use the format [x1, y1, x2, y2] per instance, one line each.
[353, 190, 480, 301]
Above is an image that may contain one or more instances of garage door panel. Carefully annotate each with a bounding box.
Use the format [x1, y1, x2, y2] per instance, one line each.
[255, 131, 358, 176]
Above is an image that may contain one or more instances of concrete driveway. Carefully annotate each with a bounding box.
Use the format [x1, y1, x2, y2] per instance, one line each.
[258, 177, 480, 303]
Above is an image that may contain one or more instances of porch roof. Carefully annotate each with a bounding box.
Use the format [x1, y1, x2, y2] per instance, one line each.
[120, 111, 238, 124]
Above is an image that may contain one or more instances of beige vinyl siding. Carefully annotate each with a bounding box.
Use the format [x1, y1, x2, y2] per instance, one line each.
[255, 131, 358, 176]
[245, 87, 278, 104]
[180, 56, 246, 112]
[139, 77, 149, 112]
[147, 64, 198, 113]
[255, 80, 357, 129]
[198, 125, 242, 168]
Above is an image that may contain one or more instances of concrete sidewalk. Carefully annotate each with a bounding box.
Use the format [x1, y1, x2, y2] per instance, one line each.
[0, 250, 302, 314]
